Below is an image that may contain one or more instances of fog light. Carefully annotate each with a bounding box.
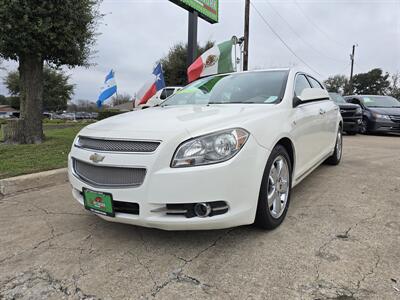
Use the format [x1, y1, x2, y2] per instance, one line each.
[194, 203, 212, 217]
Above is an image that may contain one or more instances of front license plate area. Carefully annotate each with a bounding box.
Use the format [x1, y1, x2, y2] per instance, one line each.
[83, 188, 115, 217]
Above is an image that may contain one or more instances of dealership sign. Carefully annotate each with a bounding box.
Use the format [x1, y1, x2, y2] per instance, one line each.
[170, 0, 219, 24]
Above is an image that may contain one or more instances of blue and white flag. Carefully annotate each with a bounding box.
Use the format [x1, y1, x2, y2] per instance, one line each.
[97, 70, 117, 108]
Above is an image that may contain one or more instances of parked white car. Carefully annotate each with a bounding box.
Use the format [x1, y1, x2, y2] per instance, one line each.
[68, 68, 342, 230]
[137, 86, 182, 109]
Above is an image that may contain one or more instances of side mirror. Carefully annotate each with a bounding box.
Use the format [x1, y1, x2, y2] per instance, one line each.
[299, 88, 329, 102]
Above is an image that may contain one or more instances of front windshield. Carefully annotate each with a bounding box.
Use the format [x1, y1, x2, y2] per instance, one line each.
[163, 71, 288, 106]
[362, 96, 400, 108]
[329, 92, 347, 104]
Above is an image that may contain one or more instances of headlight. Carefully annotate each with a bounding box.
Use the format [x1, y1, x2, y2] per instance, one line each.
[373, 113, 390, 120]
[171, 128, 249, 168]
[355, 107, 362, 114]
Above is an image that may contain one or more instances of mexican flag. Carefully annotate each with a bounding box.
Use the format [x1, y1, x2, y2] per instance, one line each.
[187, 40, 234, 83]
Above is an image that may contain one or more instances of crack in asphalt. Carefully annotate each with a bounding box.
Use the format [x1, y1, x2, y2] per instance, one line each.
[147, 228, 236, 298]
[356, 252, 381, 290]
[0, 268, 98, 300]
[310, 213, 381, 299]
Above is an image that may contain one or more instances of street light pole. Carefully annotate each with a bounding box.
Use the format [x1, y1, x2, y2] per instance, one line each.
[187, 10, 198, 69]
[243, 0, 250, 71]
[349, 44, 356, 93]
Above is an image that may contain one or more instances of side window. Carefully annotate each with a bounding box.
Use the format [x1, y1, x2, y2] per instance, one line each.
[164, 88, 175, 98]
[349, 98, 361, 105]
[294, 74, 311, 96]
[159, 89, 168, 100]
[307, 76, 323, 89]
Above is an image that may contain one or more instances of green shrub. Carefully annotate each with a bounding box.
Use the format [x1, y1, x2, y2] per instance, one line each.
[97, 110, 125, 120]
[43, 119, 66, 124]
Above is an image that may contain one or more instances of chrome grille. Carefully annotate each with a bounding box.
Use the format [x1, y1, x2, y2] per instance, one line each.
[340, 108, 356, 117]
[77, 136, 160, 153]
[390, 115, 400, 123]
[73, 159, 146, 187]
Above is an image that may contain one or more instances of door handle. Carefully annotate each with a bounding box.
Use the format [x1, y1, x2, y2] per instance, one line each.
[319, 109, 326, 115]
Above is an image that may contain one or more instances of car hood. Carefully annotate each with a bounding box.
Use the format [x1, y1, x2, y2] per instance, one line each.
[367, 106, 400, 116]
[337, 103, 359, 109]
[80, 104, 272, 140]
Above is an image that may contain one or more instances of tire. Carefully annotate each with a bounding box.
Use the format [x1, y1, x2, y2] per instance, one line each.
[359, 118, 369, 134]
[255, 145, 292, 230]
[325, 128, 343, 165]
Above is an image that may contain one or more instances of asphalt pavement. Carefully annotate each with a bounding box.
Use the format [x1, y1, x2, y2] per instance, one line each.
[0, 134, 399, 299]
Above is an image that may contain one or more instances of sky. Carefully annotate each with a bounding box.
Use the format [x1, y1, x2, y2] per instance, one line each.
[0, 0, 399, 102]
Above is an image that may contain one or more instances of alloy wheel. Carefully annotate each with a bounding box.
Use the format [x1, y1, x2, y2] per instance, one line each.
[336, 130, 342, 160]
[267, 155, 290, 219]
[360, 120, 368, 134]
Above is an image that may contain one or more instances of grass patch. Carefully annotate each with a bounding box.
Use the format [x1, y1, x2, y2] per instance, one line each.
[0, 125, 87, 179]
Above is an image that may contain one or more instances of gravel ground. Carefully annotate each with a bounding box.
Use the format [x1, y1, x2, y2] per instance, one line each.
[0, 134, 399, 299]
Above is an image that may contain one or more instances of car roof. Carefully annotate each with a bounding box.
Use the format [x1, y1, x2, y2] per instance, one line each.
[222, 67, 322, 80]
[345, 95, 390, 98]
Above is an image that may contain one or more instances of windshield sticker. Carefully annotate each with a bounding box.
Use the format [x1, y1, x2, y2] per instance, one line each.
[363, 97, 372, 102]
[264, 96, 278, 103]
[175, 88, 198, 95]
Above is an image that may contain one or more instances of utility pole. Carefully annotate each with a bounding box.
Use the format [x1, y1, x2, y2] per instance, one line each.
[243, 0, 250, 71]
[349, 44, 356, 93]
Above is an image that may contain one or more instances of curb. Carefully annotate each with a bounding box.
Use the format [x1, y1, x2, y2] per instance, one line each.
[0, 168, 68, 196]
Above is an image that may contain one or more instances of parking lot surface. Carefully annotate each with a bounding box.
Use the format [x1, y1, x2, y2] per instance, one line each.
[0, 135, 399, 299]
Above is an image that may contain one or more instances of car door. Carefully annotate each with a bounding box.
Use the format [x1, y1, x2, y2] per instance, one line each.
[307, 76, 338, 155]
[291, 74, 325, 179]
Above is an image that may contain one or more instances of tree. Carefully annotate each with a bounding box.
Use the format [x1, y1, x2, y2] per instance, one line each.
[0, 0, 100, 144]
[324, 75, 349, 94]
[389, 72, 400, 101]
[112, 93, 132, 106]
[159, 41, 214, 86]
[352, 68, 390, 95]
[4, 67, 75, 112]
[0, 94, 8, 105]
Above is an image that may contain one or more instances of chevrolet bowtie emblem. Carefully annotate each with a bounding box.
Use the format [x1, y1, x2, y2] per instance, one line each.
[89, 153, 105, 163]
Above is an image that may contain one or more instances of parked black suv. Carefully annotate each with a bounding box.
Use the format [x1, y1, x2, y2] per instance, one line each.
[329, 92, 362, 134]
[344, 95, 400, 134]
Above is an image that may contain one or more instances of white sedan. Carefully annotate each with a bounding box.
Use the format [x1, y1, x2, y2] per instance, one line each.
[68, 68, 342, 230]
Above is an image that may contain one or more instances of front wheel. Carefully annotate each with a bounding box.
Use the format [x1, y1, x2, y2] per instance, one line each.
[359, 119, 369, 134]
[325, 128, 343, 165]
[255, 145, 292, 229]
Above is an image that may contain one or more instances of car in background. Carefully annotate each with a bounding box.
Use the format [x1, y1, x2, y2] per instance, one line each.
[329, 92, 362, 135]
[344, 95, 400, 134]
[68, 68, 343, 231]
[137, 86, 182, 109]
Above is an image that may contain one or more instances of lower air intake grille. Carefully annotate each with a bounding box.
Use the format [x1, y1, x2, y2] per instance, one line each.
[73, 159, 146, 187]
[390, 115, 400, 123]
[77, 136, 160, 152]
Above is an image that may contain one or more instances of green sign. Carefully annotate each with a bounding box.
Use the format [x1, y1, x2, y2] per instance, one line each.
[170, 0, 219, 24]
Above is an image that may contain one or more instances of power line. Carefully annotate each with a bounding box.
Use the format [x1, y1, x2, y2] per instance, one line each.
[293, 0, 348, 49]
[263, 0, 348, 64]
[251, 2, 325, 77]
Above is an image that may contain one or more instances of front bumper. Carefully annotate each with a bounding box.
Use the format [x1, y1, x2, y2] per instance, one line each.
[343, 117, 362, 133]
[68, 135, 269, 230]
[369, 120, 400, 133]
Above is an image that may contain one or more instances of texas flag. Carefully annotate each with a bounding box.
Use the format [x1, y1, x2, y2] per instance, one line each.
[137, 63, 166, 105]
